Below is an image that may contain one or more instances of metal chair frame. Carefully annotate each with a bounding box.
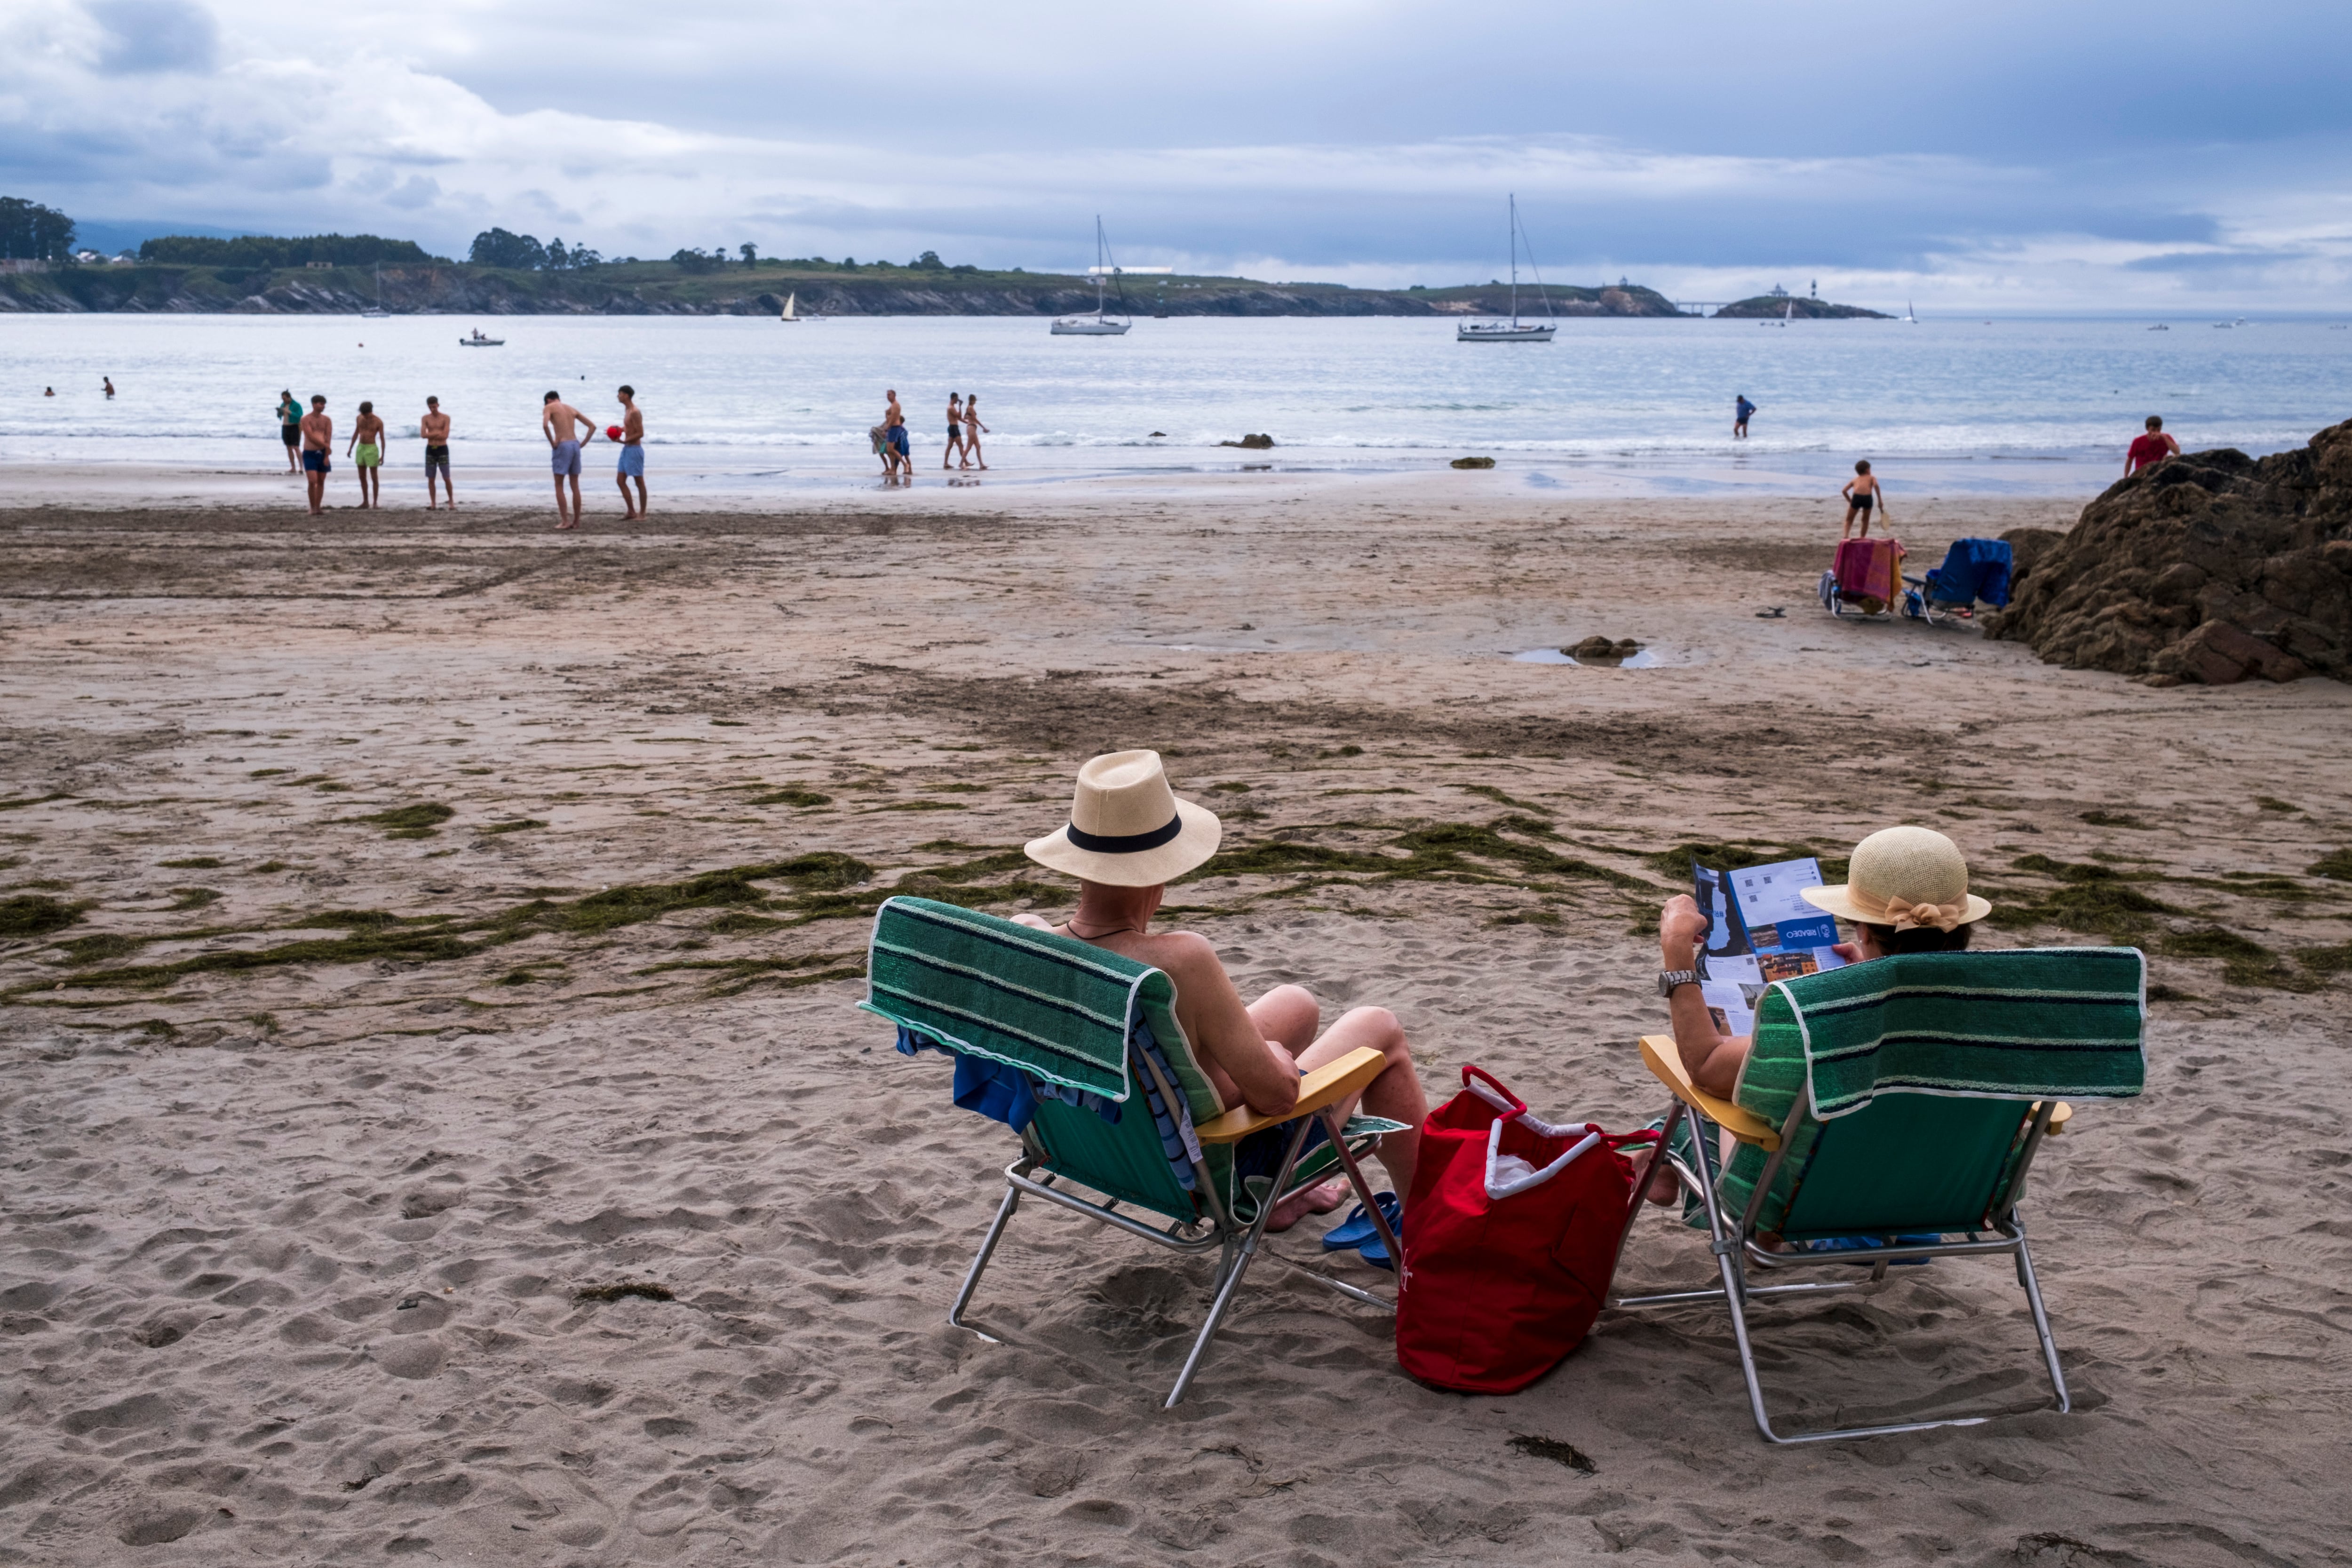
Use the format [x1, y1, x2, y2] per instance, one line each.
[1608, 1081, 2069, 1444]
[948, 1036, 1401, 1409]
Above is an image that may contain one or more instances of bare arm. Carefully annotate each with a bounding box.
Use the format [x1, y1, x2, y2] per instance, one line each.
[1156, 933, 1302, 1116]
[1659, 895, 1748, 1098]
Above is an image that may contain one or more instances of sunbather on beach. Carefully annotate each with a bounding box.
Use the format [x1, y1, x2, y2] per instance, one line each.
[1645, 825, 1990, 1203]
[1014, 750, 1427, 1224]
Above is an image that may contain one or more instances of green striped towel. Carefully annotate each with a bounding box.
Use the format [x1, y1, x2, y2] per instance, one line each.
[860, 896, 1160, 1105]
[1706, 947, 2146, 1233]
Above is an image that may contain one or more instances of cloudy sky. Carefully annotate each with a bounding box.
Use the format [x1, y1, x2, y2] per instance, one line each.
[7, 0, 2351, 310]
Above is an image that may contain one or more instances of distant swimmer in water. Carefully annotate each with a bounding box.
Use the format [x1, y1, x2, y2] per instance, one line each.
[44, 386, 54, 397]
[346, 399, 384, 509]
[103, 376, 115, 398]
[943, 392, 965, 470]
[1734, 394, 1756, 439]
[1840, 459, 1885, 540]
[963, 394, 989, 470]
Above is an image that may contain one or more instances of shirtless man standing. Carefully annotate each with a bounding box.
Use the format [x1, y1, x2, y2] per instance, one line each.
[942, 392, 965, 470]
[299, 396, 333, 516]
[1014, 751, 1428, 1226]
[883, 388, 910, 482]
[541, 390, 596, 529]
[1839, 459, 1885, 540]
[614, 385, 646, 520]
[345, 399, 385, 509]
[421, 396, 453, 509]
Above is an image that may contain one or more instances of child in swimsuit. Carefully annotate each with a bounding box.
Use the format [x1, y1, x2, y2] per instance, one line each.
[1840, 459, 1884, 540]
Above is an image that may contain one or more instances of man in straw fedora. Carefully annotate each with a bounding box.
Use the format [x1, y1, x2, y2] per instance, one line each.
[1016, 750, 1429, 1226]
[1644, 824, 1993, 1204]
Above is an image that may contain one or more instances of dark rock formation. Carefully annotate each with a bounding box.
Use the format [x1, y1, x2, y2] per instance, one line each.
[1218, 434, 1274, 450]
[1450, 456, 1496, 470]
[1985, 421, 2352, 685]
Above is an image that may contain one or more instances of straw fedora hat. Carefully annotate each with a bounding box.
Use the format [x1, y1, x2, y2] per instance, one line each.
[1800, 825, 1992, 932]
[1025, 750, 1222, 887]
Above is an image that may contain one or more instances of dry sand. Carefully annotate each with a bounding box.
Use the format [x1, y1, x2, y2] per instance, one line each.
[2, 479, 2349, 1567]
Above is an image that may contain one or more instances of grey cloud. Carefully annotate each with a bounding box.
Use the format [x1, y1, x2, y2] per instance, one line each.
[87, 0, 220, 75]
[385, 175, 443, 211]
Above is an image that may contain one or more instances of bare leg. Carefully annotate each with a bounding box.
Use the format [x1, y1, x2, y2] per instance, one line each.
[632, 476, 646, 517]
[1245, 986, 1349, 1228]
[617, 470, 637, 520]
[1295, 1007, 1424, 1200]
[554, 476, 571, 528]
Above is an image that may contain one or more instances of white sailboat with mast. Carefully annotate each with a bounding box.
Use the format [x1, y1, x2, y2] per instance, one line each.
[1052, 217, 1142, 335]
[1458, 195, 1556, 342]
[778, 291, 799, 322]
[361, 261, 388, 318]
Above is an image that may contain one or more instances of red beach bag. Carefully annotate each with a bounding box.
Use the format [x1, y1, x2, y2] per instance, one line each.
[1395, 1066, 1657, 1394]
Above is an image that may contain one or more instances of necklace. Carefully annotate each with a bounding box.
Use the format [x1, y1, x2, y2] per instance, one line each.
[1066, 918, 1145, 939]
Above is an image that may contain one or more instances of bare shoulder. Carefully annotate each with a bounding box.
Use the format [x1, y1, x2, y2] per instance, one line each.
[1132, 929, 1222, 978]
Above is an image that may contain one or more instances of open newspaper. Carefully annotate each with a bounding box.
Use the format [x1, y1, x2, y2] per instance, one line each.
[1692, 856, 1846, 1038]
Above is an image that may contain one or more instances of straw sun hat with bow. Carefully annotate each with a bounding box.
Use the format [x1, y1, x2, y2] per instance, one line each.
[1801, 825, 1992, 933]
[1025, 750, 1222, 887]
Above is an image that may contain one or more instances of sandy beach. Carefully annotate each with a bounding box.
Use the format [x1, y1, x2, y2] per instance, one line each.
[3, 478, 2348, 1566]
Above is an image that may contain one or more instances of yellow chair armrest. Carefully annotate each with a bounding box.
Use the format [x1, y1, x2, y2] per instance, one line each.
[1194, 1047, 1387, 1146]
[1640, 1035, 1780, 1151]
[2034, 1100, 2073, 1136]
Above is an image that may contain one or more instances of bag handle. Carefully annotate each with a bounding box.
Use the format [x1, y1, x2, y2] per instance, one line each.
[1458, 1065, 1527, 1119]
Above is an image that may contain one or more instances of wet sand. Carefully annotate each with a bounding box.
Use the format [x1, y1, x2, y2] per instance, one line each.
[2, 483, 2348, 1566]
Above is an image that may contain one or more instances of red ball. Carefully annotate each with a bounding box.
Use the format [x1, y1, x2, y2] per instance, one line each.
[605, 425, 623, 441]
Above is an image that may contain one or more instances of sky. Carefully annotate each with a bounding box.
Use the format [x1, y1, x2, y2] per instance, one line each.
[6, 0, 2352, 312]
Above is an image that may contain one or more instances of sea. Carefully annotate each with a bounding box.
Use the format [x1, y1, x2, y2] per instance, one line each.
[2, 313, 2346, 501]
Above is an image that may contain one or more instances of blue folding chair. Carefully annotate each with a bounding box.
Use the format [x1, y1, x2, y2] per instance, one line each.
[1903, 538, 2013, 625]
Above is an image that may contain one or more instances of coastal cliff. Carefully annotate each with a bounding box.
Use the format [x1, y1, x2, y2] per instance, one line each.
[0, 260, 1693, 318]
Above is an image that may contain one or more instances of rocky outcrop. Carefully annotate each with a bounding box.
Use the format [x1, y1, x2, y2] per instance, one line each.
[1985, 422, 2352, 685]
[1713, 296, 1891, 319]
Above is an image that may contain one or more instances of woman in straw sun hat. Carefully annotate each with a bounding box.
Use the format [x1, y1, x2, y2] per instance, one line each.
[1658, 825, 1991, 1100]
[1642, 824, 1991, 1204]
[1016, 750, 1430, 1224]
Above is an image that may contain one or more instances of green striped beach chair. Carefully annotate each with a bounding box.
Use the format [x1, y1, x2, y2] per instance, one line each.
[1613, 947, 2147, 1443]
[858, 896, 1410, 1407]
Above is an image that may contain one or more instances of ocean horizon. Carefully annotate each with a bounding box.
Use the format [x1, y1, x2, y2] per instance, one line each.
[4, 313, 2344, 501]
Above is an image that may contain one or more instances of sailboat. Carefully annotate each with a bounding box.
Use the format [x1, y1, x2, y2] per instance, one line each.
[1051, 218, 1132, 335]
[1904, 300, 1919, 324]
[778, 291, 799, 323]
[1458, 195, 1555, 342]
[361, 262, 388, 319]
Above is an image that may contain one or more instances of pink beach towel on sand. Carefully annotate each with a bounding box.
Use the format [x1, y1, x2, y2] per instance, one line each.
[1834, 538, 1902, 604]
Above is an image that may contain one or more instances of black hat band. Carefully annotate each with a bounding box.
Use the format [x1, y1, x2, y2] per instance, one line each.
[1065, 813, 1184, 854]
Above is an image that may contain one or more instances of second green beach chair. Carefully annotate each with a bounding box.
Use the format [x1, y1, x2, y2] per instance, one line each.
[1613, 945, 2148, 1443]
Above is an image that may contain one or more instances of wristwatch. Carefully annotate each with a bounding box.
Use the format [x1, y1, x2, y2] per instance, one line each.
[1658, 968, 1702, 998]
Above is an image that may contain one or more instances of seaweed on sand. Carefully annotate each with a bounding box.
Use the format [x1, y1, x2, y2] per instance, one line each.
[345, 802, 455, 839]
[0, 894, 83, 938]
[2162, 926, 2318, 991]
[745, 787, 832, 808]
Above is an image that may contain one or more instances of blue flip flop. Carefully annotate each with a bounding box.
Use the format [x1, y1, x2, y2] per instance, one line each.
[1359, 1223, 1402, 1271]
[1320, 1192, 1402, 1253]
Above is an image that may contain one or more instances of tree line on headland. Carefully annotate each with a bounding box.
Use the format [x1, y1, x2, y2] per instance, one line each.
[0, 197, 1883, 318]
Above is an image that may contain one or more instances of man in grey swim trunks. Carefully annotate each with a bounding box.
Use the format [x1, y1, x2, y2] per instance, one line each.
[614, 385, 646, 520]
[421, 396, 453, 509]
[541, 389, 596, 529]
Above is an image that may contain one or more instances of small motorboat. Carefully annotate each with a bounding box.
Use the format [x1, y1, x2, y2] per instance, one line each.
[460, 329, 505, 347]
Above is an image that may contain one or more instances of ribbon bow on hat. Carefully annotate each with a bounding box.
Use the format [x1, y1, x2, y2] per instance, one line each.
[1849, 888, 1970, 933]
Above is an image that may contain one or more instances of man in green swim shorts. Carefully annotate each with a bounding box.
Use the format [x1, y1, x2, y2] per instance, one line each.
[345, 399, 386, 509]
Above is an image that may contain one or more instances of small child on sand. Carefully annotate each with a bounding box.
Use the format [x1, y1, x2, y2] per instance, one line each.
[1840, 460, 1885, 540]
